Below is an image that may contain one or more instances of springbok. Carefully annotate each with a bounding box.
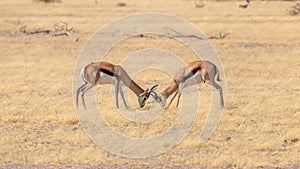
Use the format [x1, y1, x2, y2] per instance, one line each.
[76, 61, 158, 109]
[157, 61, 224, 108]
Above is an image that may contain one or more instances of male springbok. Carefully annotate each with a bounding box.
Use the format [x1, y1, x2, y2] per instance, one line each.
[157, 61, 224, 108]
[76, 61, 158, 109]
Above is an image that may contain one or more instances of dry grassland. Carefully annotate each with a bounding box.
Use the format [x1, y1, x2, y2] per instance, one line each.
[0, 0, 299, 168]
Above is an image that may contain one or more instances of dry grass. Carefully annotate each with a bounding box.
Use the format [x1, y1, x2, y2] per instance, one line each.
[0, 0, 300, 168]
[33, 0, 62, 3]
[288, 3, 300, 15]
[116, 2, 127, 7]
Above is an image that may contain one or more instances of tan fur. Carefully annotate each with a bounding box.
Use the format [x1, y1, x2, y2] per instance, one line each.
[76, 61, 158, 109]
[160, 61, 224, 108]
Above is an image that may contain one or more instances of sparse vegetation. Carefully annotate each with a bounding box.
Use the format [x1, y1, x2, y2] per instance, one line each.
[194, 0, 204, 8]
[288, 3, 300, 15]
[1, 0, 300, 168]
[117, 2, 127, 7]
[33, 0, 62, 3]
[19, 22, 74, 37]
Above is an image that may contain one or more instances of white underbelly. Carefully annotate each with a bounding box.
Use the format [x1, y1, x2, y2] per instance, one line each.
[182, 70, 204, 88]
[97, 72, 114, 84]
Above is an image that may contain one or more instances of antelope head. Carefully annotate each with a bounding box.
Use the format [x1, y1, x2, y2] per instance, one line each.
[138, 84, 161, 108]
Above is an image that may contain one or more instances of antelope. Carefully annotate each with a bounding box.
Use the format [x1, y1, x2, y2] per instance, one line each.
[76, 61, 159, 109]
[156, 61, 224, 108]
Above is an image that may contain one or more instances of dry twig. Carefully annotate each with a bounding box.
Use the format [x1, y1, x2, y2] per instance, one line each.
[19, 22, 74, 37]
[19, 25, 51, 35]
[52, 22, 73, 36]
[168, 29, 230, 40]
[208, 32, 231, 40]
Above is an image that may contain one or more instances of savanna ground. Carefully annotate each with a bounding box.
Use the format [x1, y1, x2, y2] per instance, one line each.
[0, 0, 300, 168]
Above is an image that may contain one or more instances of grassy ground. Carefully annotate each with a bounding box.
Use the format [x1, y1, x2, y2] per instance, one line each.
[0, 0, 300, 168]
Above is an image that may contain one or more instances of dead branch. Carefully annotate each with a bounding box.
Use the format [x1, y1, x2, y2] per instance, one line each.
[208, 32, 231, 40]
[170, 34, 204, 40]
[19, 25, 51, 35]
[51, 32, 70, 37]
[19, 25, 27, 33]
[168, 28, 203, 39]
[168, 29, 230, 40]
[29, 29, 51, 35]
[19, 22, 74, 37]
[169, 29, 183, 36]
[52, 22, 73, 36]
[54, 23, 65, 32]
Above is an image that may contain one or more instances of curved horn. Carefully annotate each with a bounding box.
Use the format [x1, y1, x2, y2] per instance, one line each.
[150, 84, 158, 91]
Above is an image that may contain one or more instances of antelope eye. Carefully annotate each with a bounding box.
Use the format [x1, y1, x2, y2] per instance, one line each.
[143, 97, 146, 101]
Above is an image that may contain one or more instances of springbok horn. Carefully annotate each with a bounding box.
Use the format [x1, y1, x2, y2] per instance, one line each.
[150, 84, 158, 91]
